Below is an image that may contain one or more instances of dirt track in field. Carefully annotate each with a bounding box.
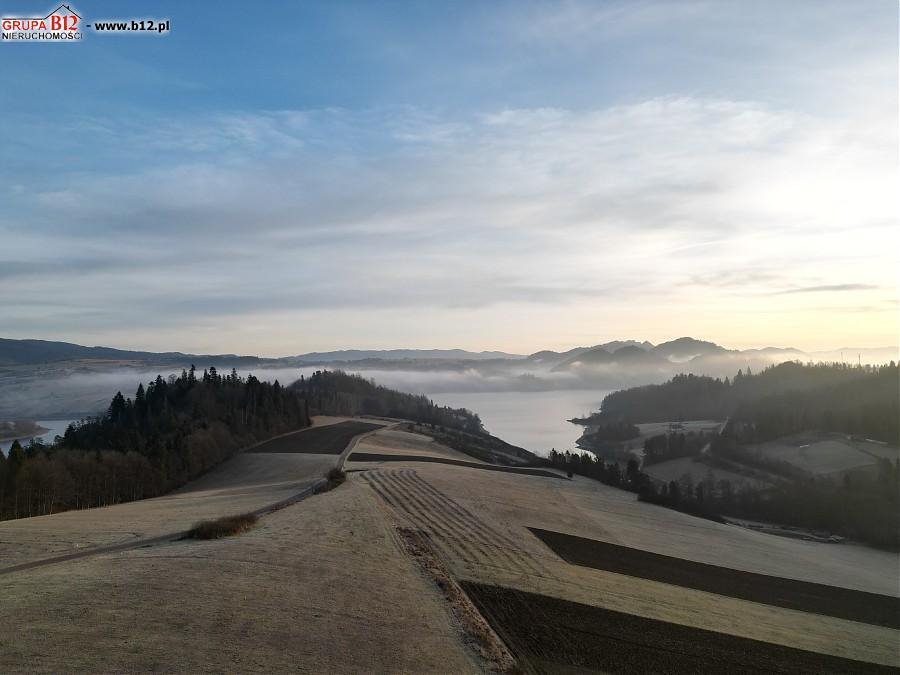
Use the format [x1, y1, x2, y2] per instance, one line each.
[530, 527, 900, 629]
[349, 451, 565, 478]
[462, 582, 897, 675]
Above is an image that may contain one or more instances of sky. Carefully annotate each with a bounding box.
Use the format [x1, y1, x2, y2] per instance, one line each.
[1, 0, 897, 356]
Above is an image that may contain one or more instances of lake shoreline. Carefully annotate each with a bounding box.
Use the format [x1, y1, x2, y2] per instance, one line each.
[0, 423, 50, 443]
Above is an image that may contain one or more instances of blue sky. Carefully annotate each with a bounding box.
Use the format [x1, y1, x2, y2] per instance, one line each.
[1, 1, 896, 354]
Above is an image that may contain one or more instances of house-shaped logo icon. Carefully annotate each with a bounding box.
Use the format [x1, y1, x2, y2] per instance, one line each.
[46, 4, 81, 20]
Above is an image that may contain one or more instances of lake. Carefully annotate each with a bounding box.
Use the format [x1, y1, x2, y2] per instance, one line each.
[1, 419, 77, 455]
[429, 389, 609, 456]
[0, 388, 609, 459]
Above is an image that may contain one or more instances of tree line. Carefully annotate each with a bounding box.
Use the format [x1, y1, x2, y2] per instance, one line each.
[291, 370, 484, 433]
[574, 418, 640, 452]
[0, 366, 310, 520]
[637, 456, 899, 550]
[547, 449, 651, 493]
[601, 361, 898, 444]
[549, 445, 898, 549]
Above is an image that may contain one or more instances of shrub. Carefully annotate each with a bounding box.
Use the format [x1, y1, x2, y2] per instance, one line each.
[185, 512, 258, 539]
[314, 467, 347, 495]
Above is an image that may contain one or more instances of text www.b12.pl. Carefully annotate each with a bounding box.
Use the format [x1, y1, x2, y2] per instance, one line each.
[93, 20, 170, 33]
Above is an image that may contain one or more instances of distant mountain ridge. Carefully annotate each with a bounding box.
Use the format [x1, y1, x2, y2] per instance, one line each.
[0, 338, 276, 367]
[548, 337, 726, 371]
[3, 336, 896, 419]
[652, 337, 726, 361]
[293, 348, 524, 362]
[1, 337, 895, 371]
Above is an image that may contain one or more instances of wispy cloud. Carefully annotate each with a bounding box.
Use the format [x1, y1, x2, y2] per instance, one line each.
[772, 284, 879, 295]
[1, 94, 894, 352]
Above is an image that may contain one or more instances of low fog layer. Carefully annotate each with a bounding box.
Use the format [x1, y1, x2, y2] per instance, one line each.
[1, 365, 573, 419]
[4, 341, 894, 420]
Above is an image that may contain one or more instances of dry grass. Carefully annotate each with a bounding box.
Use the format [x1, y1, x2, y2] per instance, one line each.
[362, 456, 900, 667]
[0, 417, 354, 571]
[397, 527, 518, 673]
[185, 513, 258, 539]
[0, 479, 479, 673]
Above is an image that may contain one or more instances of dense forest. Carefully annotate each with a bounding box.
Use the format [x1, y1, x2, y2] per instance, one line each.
[642, 431, 713, 465]
[573, 418, 640, 445]
[292, 370, 484, 433]
[0, 366, 310, 519]
[600, 362, 898, 444]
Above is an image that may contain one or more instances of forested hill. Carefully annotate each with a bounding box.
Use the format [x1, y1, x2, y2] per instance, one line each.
[0, 366, 310, 519]
[0, 337, 275, 367]
[600, 362, 899, 443]
[292, 370, 484, 433]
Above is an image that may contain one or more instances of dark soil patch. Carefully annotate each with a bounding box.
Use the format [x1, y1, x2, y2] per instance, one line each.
[529, 528, 900, 630]
[461, 582, 897, 674]
[348, 452, 566, 479]
[248, 421, 381, 455]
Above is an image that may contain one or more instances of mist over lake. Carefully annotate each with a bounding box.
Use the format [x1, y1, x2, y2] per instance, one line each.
[0, 361, 608, 458]
[0, 419, 76, 455]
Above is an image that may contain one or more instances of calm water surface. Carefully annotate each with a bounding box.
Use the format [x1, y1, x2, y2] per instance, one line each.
[429, 389, 609, 456]
[1, 419, 77, 455]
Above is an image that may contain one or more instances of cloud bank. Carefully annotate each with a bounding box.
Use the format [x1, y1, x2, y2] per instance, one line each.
[1, 2, 895, 354]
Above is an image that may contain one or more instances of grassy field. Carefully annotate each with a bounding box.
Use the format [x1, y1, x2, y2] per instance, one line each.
[748, 433, 895, 477]
[1, 421, 897, 672]
[355, 427, 487, 462]
[642, 455, 771, 489]
[0, 480, 480, 673]
[356, 429, 899, 668]
[0, 417, 381, 571]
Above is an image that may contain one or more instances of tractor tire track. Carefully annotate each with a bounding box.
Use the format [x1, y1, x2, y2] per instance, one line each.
[361, 469, 548, 578]
[389, 470, 546, 576]
[364, 471, 486, 564]
[395, 469, 549, 573]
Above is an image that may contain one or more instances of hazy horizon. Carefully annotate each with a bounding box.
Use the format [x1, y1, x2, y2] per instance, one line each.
[3, 335, 898, 359]
[2, 1, 897, 355]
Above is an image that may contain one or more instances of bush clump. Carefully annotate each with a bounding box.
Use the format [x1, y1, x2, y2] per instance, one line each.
[186, 512, 258, 539]
[314, 467, 347, 495]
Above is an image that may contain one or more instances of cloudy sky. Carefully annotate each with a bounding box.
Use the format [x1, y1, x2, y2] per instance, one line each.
[1, 0, 896, 355]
